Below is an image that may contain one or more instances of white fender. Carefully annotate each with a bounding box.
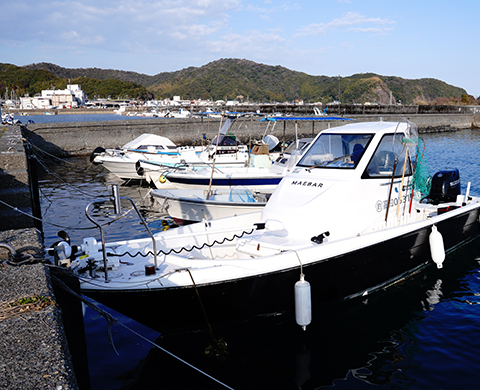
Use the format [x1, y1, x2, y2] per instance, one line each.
[429, 225, 445, 269]
[55, 241, 72, 258]
[295, 274, 311, 330]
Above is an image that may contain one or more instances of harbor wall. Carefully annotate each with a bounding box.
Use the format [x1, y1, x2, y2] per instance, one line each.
[0, 126, 41, 230]
[0, 125, 80, 389]
[23, 113, 477, 156]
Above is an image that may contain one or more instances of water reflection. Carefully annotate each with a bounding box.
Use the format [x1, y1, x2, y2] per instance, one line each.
[423, 279, 443, 309]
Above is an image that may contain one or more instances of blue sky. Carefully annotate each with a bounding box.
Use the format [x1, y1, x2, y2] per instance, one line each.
[1, 0, 479, 97]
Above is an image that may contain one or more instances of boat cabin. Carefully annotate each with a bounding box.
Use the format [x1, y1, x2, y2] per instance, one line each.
[258, 121, 419, 245]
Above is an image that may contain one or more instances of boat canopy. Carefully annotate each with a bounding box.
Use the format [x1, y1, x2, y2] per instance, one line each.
[261, 116, 354, 122]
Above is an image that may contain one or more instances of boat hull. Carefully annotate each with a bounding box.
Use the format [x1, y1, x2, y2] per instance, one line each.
[166, 174, 283, 191]
[151, 189, 267, 222]
[82, 205, 480, 332]
[100, 159, 144, 180]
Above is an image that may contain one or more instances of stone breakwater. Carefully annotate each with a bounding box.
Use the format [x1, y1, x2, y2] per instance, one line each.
[23, 113, 478, 157]
[0, 125, 80, 389]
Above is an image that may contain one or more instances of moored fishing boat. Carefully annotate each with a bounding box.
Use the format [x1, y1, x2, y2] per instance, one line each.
[91, 117, 249, 181]
[151, 187, 271, 223]
[91, 133, 201, 180]
[145, 136, 313, 191]
[52, 120, 480, 332]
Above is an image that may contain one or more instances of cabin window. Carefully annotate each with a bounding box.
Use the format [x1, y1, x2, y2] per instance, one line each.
[297, 133, 373, 169]
[284, 138, 313, 154]
[362, 134, 413, 178]
[211, 135, 238, 147]
[138, 145, 165, 151]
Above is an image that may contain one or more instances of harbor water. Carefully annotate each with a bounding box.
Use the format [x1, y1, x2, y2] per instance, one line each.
[37, 128, 480, 389]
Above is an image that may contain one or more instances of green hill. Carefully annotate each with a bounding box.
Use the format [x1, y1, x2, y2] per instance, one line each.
[1, 59, 470, 104]
[0, 63, 153, 101]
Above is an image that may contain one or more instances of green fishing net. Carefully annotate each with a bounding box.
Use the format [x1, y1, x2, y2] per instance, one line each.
[410, 137, 432, 200]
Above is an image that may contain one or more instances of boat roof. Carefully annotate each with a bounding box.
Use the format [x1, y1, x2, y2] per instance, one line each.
[122, 133, 177, 149]
[321, 120, 409, 135]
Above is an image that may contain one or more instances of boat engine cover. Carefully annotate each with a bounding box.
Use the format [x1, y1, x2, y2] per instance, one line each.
[425, 169, 460, 204]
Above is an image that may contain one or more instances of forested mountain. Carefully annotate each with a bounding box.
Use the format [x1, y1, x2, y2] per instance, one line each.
[1, 59, 472, 104]
[0, 63, 153, 101]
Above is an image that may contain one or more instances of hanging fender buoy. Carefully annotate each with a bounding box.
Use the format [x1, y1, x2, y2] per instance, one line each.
[295, 274, 312, 331]
[159, 175, 167, 184]
[429, 225, 445, 269]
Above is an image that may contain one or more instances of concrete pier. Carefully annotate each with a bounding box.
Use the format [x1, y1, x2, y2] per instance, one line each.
[0, 124, 79, 389]
[24, 113, 477, 157]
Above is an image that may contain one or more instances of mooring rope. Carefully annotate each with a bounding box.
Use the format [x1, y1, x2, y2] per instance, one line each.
[35, 156, 109, 199]
[0, 198, 130, 232]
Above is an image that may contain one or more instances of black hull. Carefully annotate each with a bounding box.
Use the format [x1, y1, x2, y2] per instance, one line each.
[84, 207, 480, 332]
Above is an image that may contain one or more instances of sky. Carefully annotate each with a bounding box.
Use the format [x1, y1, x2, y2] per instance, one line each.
[1, 0, 479, 98]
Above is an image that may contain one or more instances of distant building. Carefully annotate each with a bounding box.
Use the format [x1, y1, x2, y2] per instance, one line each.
[41, 84, 86, 108]
[20, 96, 52, 109]
[20, 84, 86, 109]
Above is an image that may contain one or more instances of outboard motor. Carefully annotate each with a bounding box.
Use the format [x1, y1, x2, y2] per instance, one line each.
[425, 169, 461, 204]
[90, 146, 106, 163]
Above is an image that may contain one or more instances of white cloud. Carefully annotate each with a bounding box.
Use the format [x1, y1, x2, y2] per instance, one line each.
[0, 0, 241, 49]
[295, 11, 395, 37]
[347, 27, 394, 34]
[205, 30, 287, 56]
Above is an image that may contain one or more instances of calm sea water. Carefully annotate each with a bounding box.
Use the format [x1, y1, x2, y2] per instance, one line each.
[37, 128, 480, 389]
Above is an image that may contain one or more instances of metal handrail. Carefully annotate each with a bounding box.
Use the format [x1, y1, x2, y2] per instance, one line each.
[85, 185, 158, 283]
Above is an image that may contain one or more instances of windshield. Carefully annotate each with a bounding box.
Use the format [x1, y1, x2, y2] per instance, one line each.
[211, 135, 238, 147]
[363, 134, 413, 178]
[285, 138, 313, 154]
[297, 133, 373, 169]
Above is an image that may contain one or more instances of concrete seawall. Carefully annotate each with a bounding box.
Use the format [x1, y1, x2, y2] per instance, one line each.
[24, 113, 477, 157]
[0, 125, 80, 389]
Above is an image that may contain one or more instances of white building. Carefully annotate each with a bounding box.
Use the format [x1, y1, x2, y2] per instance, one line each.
[20, 84, 86, 109]
[41, 84, 86, 108]
[20, 96, 52, 109]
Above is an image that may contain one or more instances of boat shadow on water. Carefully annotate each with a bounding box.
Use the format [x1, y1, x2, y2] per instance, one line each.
[89, 238, 480, 390]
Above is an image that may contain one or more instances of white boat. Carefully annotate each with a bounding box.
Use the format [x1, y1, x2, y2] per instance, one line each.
[144, 136, 313, 191]
[90, 133, 202, 180]
[163, 108, 192, 118]
[151, 187, 271, 223]
[52, 120, 480, 332]
[1, 112, 22, 124]
[91, 118, 249, 181]
[159, 157, 296, 191]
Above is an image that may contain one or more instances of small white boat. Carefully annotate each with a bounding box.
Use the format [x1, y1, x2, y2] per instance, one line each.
[151, 187, 271, 223]
[91, 119, 249, 181]
[91, 133, 202, 180]
[52, 120, 480, 332]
